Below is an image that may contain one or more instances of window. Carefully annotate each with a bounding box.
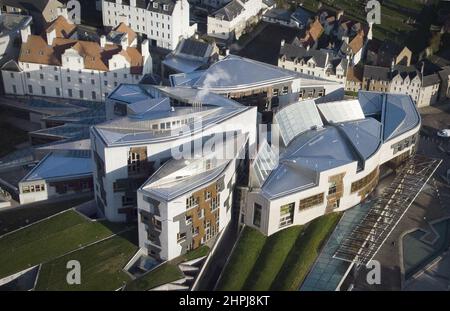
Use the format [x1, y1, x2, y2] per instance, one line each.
[91, 79, 95, 85]
[177, 232, 186, 243]
[67, 76, 71, 82]
[78, 78, 82, 83]
[28, 85, 33, 94]
[197, 208, 204, 219]
[92, 91, 96, 100]
[279, 203, 294, 228]
[26, 72, 30, 78]
[128, 147, 146, 173]
[152, 217, 162, 231]
[351, 168, 378, 193]
[253, 203, 262, 227]
[12, 85, 17, 94]
[299, 193, 324, 211]
[56, 87, 60, 96]
[10, 72, 14, 78]
[328, 181, 337, 195]
[211, 195, 220, 210]
[68, 89, 72, 97]
[186, 195, 198, 208]
[79, 90, 84, 98]
[40, 74, 44, 80]
[185, 215, 192, 225]
[204, 191, 211, 201]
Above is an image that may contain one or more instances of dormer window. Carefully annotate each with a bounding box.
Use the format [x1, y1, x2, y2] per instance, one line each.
[153, 2, 158, 8]
[163, 4, 168, 10]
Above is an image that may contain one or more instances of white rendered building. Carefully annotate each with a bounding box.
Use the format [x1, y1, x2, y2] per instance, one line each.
[1, 16, 152, 102]
[102, 0, 197, 50]
[243, 91, 421, 236]
[91, 84, 257, 223]
[207, 0, 264, 40]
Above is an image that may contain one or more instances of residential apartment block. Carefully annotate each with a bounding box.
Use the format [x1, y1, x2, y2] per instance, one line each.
[243, 91, 421, 236]
[1, 16, 152, 102]
[278, 38, 348, 84]
[362, 65, 441, 107]
[101, 0, 196, 50]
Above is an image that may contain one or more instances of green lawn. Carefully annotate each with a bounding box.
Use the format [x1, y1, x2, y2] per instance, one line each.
[0, 210, 130, 279]
[0, 122, 28, 157]
[271, 212, 342, 291]
[35, 230, 138, 291]
[125, 263, 184, 291]
[182, 245, 210, 262]
[243, 226, 305, 291]
[216, 227, 267, 291]
[215, 213, 341, 291]
[0, 196, 93, 235]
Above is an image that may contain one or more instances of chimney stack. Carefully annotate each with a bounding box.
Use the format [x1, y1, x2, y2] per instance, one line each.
[46, 28, 56, 45]
[100, 35, 107, 48]
[20, 26, 31, 44]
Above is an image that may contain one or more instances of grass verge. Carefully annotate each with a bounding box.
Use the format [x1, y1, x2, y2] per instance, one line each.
[242, 225, 305, 290]
[216, 226, 267, 291]
[270, 212, 342, 290]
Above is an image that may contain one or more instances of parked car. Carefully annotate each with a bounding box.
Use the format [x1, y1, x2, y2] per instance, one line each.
[437, 129, 450, 137]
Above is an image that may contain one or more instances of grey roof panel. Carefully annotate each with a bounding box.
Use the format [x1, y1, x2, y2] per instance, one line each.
[383, 94, 420, 141]
[358, 91, 383, 115]
[193, 55, 298, 91]
[22, 151, 92, 182]
[339, 118, 382, 160]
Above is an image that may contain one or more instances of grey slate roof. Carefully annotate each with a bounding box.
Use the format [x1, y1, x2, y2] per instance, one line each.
[422, 73, 441, 87]
[212, 0, 245, 21]
[280, 43, 328, 67]
[363, 65, 390, 81]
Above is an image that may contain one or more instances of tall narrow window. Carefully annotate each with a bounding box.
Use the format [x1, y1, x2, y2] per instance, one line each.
[253, 203, 262, 227]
